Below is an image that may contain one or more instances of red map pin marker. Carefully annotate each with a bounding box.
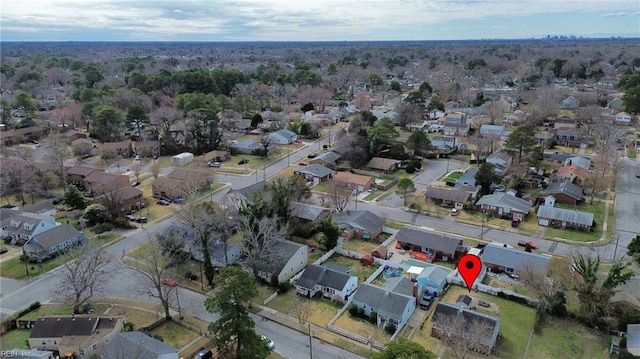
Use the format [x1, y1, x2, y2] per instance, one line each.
[457, 254, 482, 292]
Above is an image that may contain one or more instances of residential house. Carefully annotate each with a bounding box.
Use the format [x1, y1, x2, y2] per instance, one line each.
[133, 140, 160, 157]
[429, 109, 445, 120]
[557, 165, 589, 184]
[627, 324, 640, 356]
[561, 95, 580, 109]
[294, 264, 358, 301]
[333, 210, 385, 240]
[424, 186, 472, 209]
[395, 227, 463, 262]
[351, 282, 416, 331]
[431, 136, 456, 151]
[28, 315, 124, 358]
[84, 172, 129, 195]
[230, 139, 261, 154]
[456, 168, 478, 187]
[291, 202, 333, 224]
[22, 200, 57, 217]
[431, 302, 500, 355]
[564, 156, 591, 170]
[486, 152, 512, 175]
[167, 168, 212, 190]
[543, 181, 584, 205]
[225, 180, 269, 208]
[481, 243, 551, 276]
[366, 157, 402, 173]
[23, 224, 85, 261]
[443, 113, 470, 136]
[63, 130, 87, 142]
[105, 331, 179, 359]
[64, 166, 104, 190]
[194, 150, 231, 167]
[548, 152, 574, 164]
[0, 126, 43, 145]
[556, 129, 582, 147]
[102, 141, 132, 158]
[293, 164, 333, 185]
[162, 224, 241, 268]
[608, 97, 624, 111]
[553, 116, 577, 129]
[371, 245, 389, 259]
[269, 129, 298, 144]
[476, 192, 531, 220]
[151, 177, 184, 199]
[536, 205, 594, 231]
[71, 138, 94, 154]
[535, 131, 554, 146]
[257, 239, 308, 284]
[332, 172, 375, 192]
[410, 265, 450, 295]
[615, 111, 633, 125]
[1, 213, 59, 245]
[94, 186, 145, 214]
[479, 124, 505, 137]
[309, 151, 341, 169]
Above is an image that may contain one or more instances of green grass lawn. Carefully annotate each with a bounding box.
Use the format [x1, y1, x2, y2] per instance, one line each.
[150, 321, 198, 350]
[627, 149, 637, 159]
[527, 318, 608, 358]
[0, 329, 30, 350]
[323, 254, 380, 283]
[442, 171, 463, 183]
[544, 201, 607, 242]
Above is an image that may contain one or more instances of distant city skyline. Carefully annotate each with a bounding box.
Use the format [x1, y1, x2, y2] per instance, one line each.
[1, 0, 639, 42]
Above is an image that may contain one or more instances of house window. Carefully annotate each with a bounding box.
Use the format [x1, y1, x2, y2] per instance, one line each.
[505, 267, 514, 273]
[41, 340, 46, 345]
[53, 340, 57, 345]
[92, 344, 97, 350]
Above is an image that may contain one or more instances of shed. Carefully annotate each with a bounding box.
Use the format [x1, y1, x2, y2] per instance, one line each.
[360, 254, 375, 266]
[171, 152, 194, 166]
[371, 245, 389, 259]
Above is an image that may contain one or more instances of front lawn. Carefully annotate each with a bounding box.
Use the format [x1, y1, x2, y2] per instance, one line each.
[442, 171, 463, 183]
[150, 321, 198, 351]
[265, 290, 342, 328]
[0, 329, 30, 350]
[544, 200, 607, 242]
[334, 311, 391, 344]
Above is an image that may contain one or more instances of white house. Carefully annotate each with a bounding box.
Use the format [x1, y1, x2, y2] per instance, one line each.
[615, 111, 633, 125]
[269, 129, 298, 144]
[257, 239, 308, 284]
[295, 264, 358, 301]
[171, 152, 194, 166]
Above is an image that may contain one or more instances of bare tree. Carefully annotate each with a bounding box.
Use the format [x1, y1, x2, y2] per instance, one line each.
[0, 158, 38, 205]
[150, 106, 182, 143]
[131, 235, 179, 320]
[175, 201, 218, 286]
[323, 182, 351, 212]
[589, 119, 622, 201]
[259, 135, 273, 158]
[291, 296, 311, 325]
[10, 145, 35, 161]
[361, 326, 383, 355]
[433, 311, 496, 359]
[394, 103, 424, 129]
[240, 216, 286, 281]
[151, 163, 159, 179]
[40, 135, 71, 189]
[55, 244, 111, 314]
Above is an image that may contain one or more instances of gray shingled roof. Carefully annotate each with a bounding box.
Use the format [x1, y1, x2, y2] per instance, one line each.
[425, 186, 471, 203]
[29, 224, 81, 250]
[232, 180, 269, 198]
[294, 164, 333, 178]
[548, 152, 573, 162]
[30, 315, 119, 338]
[395, 227, 462, 255]
[292, 202, 332, 222]
[537, 206, 594, 227]
[263, 239, 306, 274]
[417, 266, 450, 285]
[628, 324, 640, 353]
[313, 151, 341, 165]
[353, 283, 414, 318]
[456, 168, 478, 186]
[105, 331, 178, 359]
[476, 192, 531, 214]
[545, 181, 584, 201]
[432, 302, 500, 348]
[333, 210, 385, 233]
[481, 244, 550, 275]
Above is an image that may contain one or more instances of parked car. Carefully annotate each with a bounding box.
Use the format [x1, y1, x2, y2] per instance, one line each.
[156, 199, 171, 206]
[511, 218, 521, 227]
[131, 181, 140, 187]
[636, 171, 640, 178]
[173, 197, 185, 204]
[517, 240, 537, 249]
[193, 348, 213, 359]
[208, 161, 221, 168]
[261, 335, 275, 350]
[298, 161, 308, 166]
[450, 208, 460, 216]
[125, 214, 136, 221]
[134, 154, 141, 160]
[0, 247, 8, 255]
[135, 217, 148, 223]
[419, 293, 434, 309]
[307, 152, 319, 158]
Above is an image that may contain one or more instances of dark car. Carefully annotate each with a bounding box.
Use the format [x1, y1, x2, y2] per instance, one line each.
[131, 181, 140, 187]
[511, 218, 521, 227]
[307, 152, 319, 158]
[135, 217, 148, 223]
[0, 247, 8, 255]
[173, 197, 185, 204]
[193, 348, 213, 359]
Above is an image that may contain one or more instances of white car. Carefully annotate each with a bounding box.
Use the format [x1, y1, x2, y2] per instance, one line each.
[450, 208, 460, 216]
[261, 335, 275, 350]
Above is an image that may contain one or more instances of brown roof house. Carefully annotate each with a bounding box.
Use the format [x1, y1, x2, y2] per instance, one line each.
[152, 177, 185, 199]
[85, 172, 130, 196]
[152, 169, 211, 199]
[556, 165, 589, 184]
[63, 130, 88, 142]
[366, 157, 402, 173]
[542, 181, 584, 205]
[332, 172, 375, 192]
[194, 149, 231, 166]
[395, 226, 463, 262]
[309, 151, 341, 169]
[424, 186, 474, 209]
[132, 140, 160, 157]
[95, 186, 145, 215]
[29, 315, 124, 358]
[64, 166, 104, 190]
[102, 141, 132, 158]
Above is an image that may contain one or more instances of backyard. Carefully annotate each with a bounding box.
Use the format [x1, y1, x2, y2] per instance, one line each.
[323, 254, 380, 283]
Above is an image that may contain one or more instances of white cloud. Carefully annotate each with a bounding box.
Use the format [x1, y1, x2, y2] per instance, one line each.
[1, 0, 638, 40]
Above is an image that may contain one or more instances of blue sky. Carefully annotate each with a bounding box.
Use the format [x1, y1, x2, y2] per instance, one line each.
[1, 0, 639, 41]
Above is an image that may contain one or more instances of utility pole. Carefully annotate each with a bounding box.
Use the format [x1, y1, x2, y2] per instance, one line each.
[308, 323, 313, 359]
[480, 210, 486, 240]
[613, 232, 620, 261]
